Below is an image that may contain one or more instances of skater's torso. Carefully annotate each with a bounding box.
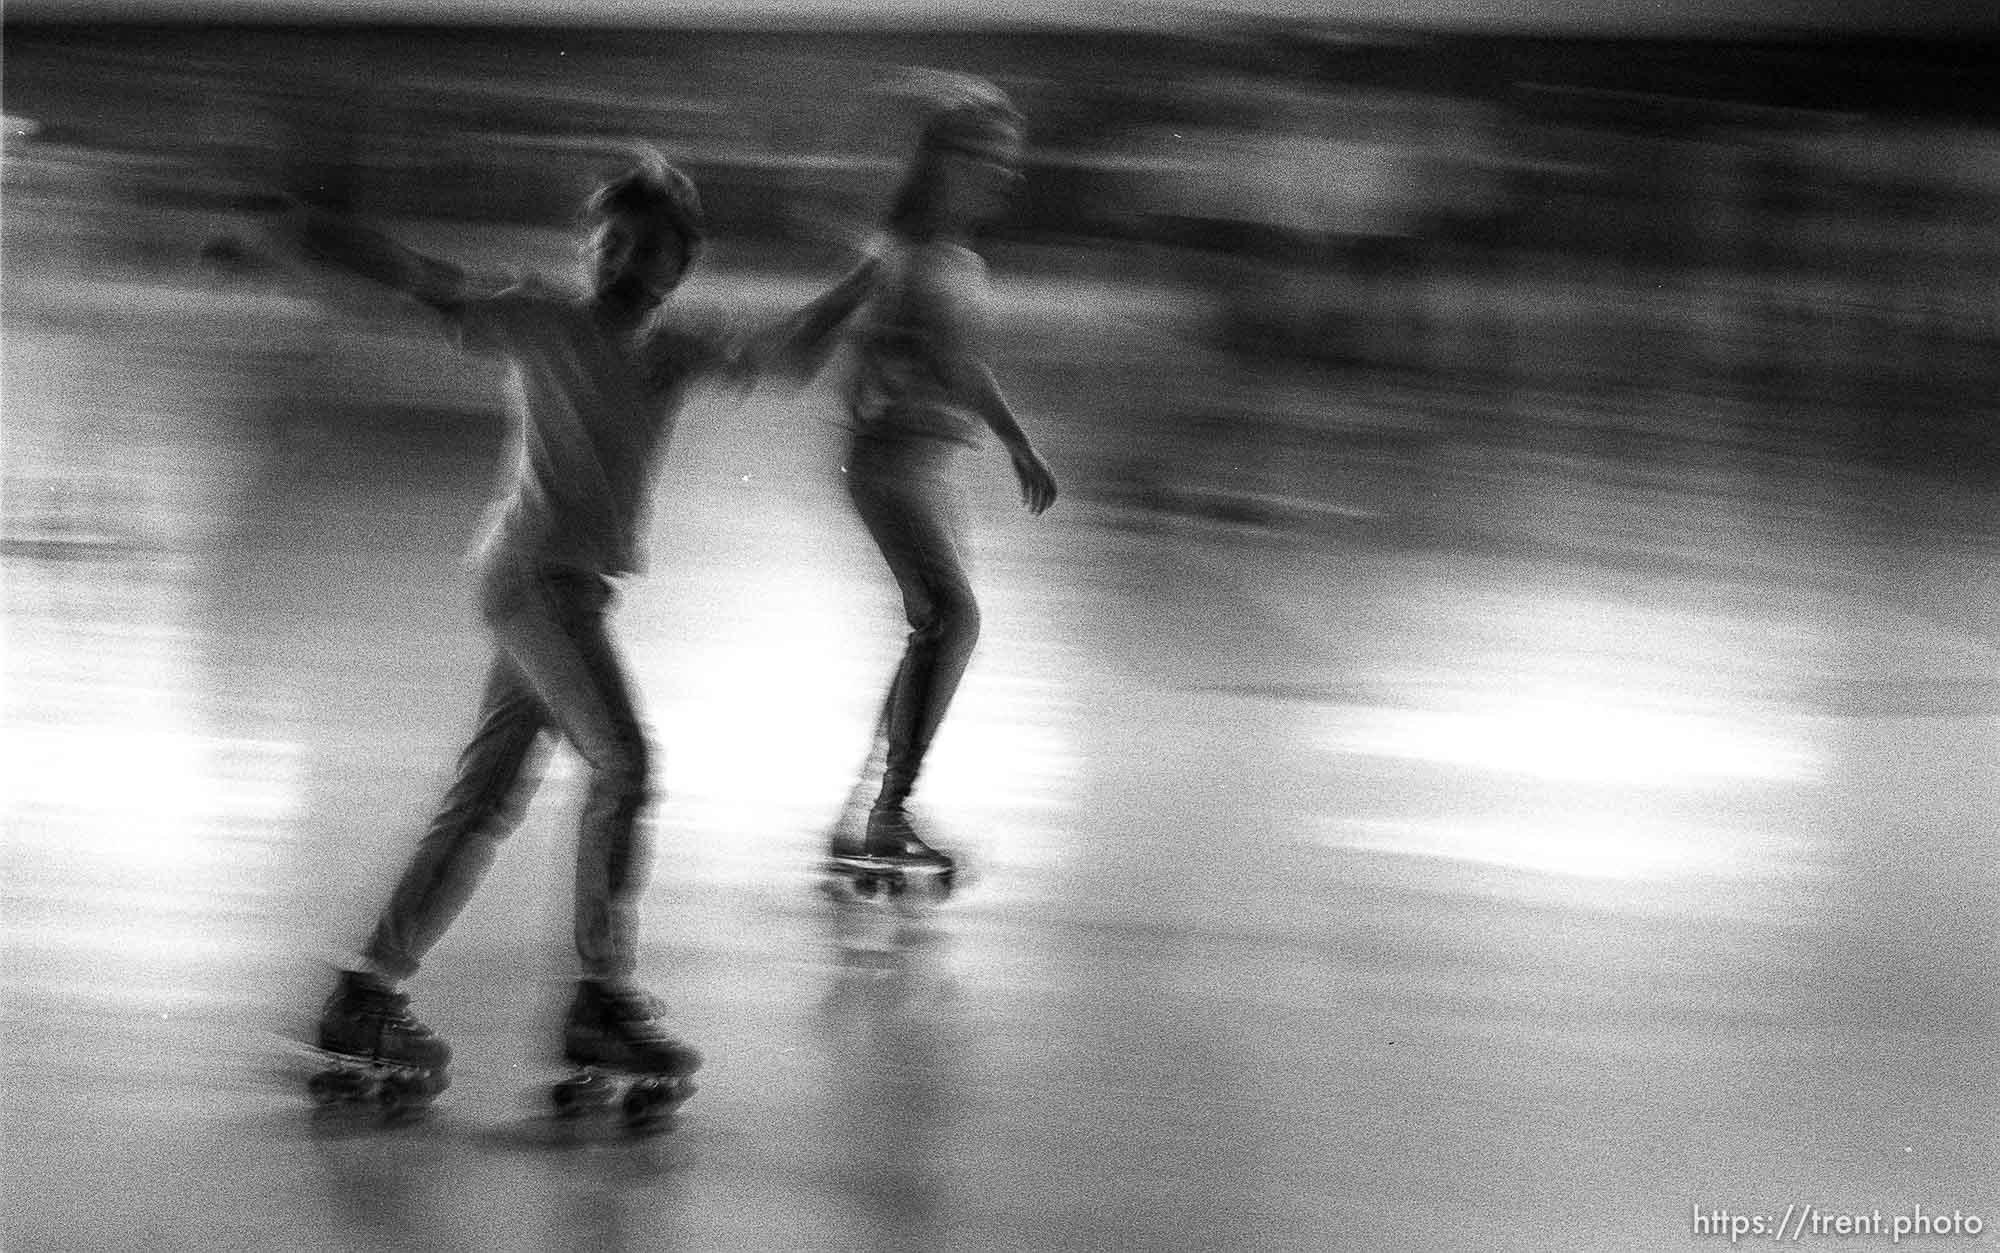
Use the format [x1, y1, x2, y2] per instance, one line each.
[447, 278, 726, 577]
[848, 240, 988, 448]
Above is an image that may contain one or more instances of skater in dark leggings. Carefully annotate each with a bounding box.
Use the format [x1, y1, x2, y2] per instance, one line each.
[831, 81, 1059, 873]
[269, 148, 877, 1077]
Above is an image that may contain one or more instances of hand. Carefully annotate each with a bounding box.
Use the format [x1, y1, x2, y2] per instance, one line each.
[1011, 447, 1058, 516]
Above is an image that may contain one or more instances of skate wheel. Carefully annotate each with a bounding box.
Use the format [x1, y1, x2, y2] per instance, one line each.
[885, 875, 907, 897]
[853, 875, 880, 898]
[620, 1077, 680, 1131]
[551, 1072, 614, 1119]
[307, 1068, 362, 1106]
[377, 1072, 436, 1121]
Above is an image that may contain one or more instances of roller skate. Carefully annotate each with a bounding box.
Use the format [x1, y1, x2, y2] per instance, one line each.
[549, 980, 701, 1133]
[305, 970, 451, 1121]
[823, 805, 959, 901]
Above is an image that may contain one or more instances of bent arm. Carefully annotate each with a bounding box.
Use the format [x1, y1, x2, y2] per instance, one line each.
[961, 361, 1058, 515]
[964, 363, 1031, 455]
[916, 248, 1056, 514]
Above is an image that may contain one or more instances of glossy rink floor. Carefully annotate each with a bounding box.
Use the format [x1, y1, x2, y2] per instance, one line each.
[6, 357, 1998, 1249]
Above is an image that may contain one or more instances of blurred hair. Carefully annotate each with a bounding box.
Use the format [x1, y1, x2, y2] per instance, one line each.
[885, 78, 1024, 243]
[586, 145, 706, 254]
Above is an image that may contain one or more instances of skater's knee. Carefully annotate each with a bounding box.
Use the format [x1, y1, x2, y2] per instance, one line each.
[611, 740, 652, 798]
[587, 729, 652, 799]
[911, 585, 979, 648]
[481, 788, 538, 836]
[937, 588, 980, 649]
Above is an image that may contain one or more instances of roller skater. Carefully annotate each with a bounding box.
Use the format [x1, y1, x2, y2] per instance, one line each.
[821, 78, 1058, 901]
[269, 143, 876, 1120]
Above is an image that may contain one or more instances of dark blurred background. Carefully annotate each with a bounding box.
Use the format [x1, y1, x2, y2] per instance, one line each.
[8, 14, 1999, 561]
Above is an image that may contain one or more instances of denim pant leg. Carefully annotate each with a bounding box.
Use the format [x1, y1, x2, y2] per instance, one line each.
[847, 438, 981, 808]
[482, 562, 653, 983]
[363, 655, 549, 980]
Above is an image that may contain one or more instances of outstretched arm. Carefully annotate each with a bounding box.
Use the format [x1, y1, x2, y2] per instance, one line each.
[255, 193, 471, 310]
[733, 255, 882, 385]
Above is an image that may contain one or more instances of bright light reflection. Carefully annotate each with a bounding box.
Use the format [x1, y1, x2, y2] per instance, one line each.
[1323, 691, 1818, 785]
[1329, 814, 1762, 882]
[645, 544, 1078, 862]
[5, 729, 300, 865]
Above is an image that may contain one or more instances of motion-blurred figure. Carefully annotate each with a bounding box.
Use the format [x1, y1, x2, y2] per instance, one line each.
[824, 81, 1059, 886]
[262, 146, 875, 1095]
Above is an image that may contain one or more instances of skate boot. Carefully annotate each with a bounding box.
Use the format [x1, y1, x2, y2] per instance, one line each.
[823, 805, 957, 899]
[827, 824, 868, 863]
[824, 765, 884, 863]
[306, 970, 451, 1117]
[552, 980, 701, 1130]
[865, 805, 956, 870]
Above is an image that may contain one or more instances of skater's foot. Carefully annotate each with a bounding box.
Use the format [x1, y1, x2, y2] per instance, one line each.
[862, 806, 955, 872]
[316, 970, 451, 1070]
[563, 980, 702, 1078]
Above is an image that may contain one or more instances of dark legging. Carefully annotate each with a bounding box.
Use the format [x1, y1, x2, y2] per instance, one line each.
[845, 431, 980, 810]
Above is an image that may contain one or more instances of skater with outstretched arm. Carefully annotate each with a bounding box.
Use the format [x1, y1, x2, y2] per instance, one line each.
[265, 147, 875, 1113]
[825, 81, 1059, 892]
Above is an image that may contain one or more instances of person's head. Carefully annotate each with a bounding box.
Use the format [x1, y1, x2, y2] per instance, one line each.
[885, 81, 1025, 243]
[584, 148, 706, 307]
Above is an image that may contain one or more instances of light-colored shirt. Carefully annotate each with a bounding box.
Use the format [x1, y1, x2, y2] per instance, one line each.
[847, 241, 988, 447]
[444, 277, 727, 577]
